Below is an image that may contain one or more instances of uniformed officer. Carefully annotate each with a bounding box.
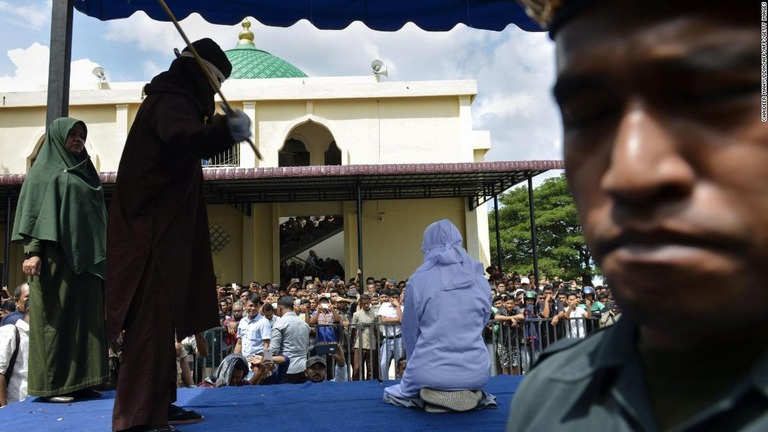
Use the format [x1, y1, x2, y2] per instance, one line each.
[508, 1, 766, 431]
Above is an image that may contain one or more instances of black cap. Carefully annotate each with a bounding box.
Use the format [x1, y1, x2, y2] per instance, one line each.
[522, 0, 752, 38]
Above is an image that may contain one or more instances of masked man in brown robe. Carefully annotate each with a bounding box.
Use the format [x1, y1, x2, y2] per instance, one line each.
[107, 38, 252, 432]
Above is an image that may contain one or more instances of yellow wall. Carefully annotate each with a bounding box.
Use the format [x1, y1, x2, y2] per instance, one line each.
[353, 198, 466, 281]
[0, 108, 46, 175]
[248, 203, 278, 284]
[233, 197, 471, 284]
[208, 205, 244, 285]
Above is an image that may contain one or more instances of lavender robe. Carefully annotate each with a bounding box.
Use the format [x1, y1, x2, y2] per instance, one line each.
[384, 219, 491, 398]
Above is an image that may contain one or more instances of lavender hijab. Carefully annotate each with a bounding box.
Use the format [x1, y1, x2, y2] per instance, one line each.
[419, 219, 482, 284]
[385, 219, 491, 399]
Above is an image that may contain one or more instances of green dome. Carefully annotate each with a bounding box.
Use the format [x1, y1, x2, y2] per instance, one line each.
[225, 20, 308, 79]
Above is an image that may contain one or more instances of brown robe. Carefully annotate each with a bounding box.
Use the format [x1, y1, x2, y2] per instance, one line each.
[107, 57, 234, 429]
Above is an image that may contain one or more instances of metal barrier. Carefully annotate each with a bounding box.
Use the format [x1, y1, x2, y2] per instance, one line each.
[486, 316, 602, 375]
[311, 322, 404, 381]
[182, 327, 230, 385]
[188, 317, 605, 385]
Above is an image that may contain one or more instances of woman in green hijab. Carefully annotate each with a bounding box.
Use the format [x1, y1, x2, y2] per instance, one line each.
[12, 117, 108, 402]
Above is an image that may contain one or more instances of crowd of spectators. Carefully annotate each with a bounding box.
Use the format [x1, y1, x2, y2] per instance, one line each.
[0, 265, 620, 405]
[197, 268, 620, 386]
[484, 269, 620, 375]
[279, 215, 342, 251]
[279, 215, 341, 245]
[279, 215, 345, 282]
[281, 255, 345, 284]
[205, 273, 408, 385]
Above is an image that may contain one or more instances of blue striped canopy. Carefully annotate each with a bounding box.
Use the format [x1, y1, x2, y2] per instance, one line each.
[74, 0, 541, 32]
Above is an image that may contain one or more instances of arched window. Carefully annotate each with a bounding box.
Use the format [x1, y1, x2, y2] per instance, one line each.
[279, 138, 310, 167]
[281, 120, 341, 166]
[324, 141, 341, 166]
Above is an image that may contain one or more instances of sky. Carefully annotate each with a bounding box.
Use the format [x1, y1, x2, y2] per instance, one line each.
[0, 0, 564, 181]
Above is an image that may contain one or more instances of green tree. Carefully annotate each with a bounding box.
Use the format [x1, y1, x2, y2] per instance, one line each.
[489, 174, 598, 286]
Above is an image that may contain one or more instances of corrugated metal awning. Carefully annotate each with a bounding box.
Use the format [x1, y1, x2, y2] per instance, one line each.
[0, 160, 563, 222]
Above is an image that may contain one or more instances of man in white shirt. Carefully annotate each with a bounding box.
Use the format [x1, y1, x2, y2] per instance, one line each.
[234, 295, 271, 357]
[564, 293, 591, 339]
[377, 291, 403, 379]
[0, 299, 29, 406]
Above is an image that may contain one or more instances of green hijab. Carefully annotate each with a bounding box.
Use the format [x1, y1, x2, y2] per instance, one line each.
[12, 117, 107, 278]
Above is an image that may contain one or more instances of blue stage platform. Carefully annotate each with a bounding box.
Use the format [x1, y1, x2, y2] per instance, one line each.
[0, 375, 522, 431]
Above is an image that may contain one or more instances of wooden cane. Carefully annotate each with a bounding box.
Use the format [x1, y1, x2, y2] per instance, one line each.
[156, 0, 263, 160]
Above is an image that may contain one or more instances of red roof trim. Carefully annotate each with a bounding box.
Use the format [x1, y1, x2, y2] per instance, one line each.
[203, 161, 563, 181]
[0, 161, 564, 186]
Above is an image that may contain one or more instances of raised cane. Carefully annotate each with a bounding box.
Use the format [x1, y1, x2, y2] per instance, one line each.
[156, 0, 263, 160]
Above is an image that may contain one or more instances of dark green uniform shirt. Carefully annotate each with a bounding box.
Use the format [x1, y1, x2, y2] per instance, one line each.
[507, 316, 768, 431]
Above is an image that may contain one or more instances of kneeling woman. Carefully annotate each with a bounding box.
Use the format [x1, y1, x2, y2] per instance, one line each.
[384, 220, 495, 412]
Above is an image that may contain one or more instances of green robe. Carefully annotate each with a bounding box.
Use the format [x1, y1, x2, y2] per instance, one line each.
[11, 117, 108, 396]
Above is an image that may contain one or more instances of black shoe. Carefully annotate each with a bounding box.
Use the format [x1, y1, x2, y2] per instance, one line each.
[117, 426, 179, 432]
[168, 404, 204, 425]
[72, 388, 102, 399]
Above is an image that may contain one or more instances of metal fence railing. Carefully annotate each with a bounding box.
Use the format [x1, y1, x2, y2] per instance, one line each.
[183, 317, 606, 385]
[202, 145, 240, 167]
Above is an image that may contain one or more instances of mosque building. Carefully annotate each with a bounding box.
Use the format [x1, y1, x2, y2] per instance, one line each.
[0, 20, 555, 287]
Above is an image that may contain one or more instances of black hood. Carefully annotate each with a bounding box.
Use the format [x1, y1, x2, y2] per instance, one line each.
[144, 57, 216, 119]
